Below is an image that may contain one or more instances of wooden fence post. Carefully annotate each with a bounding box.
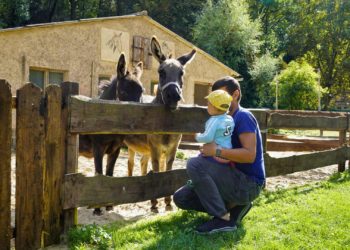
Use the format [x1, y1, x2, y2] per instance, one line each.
[42, 85, 63, 246]
[16, 83, 45, 250]
[262, 110, 269, 153]
[0, 80, 12, 250]
[61, 82, 79, 234]
[338, 130, 346, 172]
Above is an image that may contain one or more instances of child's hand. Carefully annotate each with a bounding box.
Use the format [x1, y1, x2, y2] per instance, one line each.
[199, 142, 216, 157]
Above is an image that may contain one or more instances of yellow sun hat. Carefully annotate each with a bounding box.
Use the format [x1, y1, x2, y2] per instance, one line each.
[205, 89, 233, 111]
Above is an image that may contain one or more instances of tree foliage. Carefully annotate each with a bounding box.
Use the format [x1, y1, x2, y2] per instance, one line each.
[0, 0, 348, 109]
[193, 0, 261, 70]
[274, 61, 324, 110]
[247, 0, 350, 109]
[192, 0, 279, 107]
[250, 52, 280, 108]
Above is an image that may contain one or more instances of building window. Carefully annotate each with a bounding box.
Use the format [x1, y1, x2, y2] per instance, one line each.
[29, 68, 66, 89]
[98, 75, 111, 82]
[150, 81, 158, 96]
[29, 69, 45, 89]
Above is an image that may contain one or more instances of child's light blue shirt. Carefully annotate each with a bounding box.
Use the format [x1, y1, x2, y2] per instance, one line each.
[195, 113, 234, 149]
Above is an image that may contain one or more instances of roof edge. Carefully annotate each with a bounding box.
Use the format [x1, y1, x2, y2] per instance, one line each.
[0, 12, 238, 76]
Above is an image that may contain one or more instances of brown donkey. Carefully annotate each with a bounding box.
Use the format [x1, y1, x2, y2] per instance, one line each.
[79, 53, 144, 215]
[124, 36, 196, 212]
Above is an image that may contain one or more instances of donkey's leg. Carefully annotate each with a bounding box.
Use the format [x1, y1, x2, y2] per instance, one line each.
[164, 147, 178, 210]
[92, 145, 104, 215]
[105, 147, 121, 211]
[150, 148, 161, 212]
[140, 155, 149, 176]
[93, 146, 104, 175]
[106, 147, 120, 176]
[128, 148, 135, 177]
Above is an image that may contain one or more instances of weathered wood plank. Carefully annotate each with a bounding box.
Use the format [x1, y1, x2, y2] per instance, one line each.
[16, 83, 45, 250]
[69, 96, 350, 134]
[63, 147, 350, 209]
[338, 130, 347, 172]
[69, 96, 209, 134]
[265, 147, 349, 177]
[42, 85, 63, 246]
[63, 169, 189, 209]
[61, 82, 79, 234]
[0, 80, 12, 250]
[268, 112, 347, 130]
[269, 110, 345, 117]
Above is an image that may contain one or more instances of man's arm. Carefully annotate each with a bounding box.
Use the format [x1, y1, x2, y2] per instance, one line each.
[200, 132, 256, 163]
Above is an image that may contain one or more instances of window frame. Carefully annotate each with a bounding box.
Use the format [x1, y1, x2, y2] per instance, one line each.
[29, 67, 67, 89]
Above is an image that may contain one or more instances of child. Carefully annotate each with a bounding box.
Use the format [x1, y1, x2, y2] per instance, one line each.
[195, 89, 234, 164]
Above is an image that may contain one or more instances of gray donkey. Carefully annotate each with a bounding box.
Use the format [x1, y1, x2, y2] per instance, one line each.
[124, 36, 196, 212]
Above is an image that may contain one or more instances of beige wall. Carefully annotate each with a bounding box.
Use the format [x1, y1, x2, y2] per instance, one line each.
[0, 16, 234, 103]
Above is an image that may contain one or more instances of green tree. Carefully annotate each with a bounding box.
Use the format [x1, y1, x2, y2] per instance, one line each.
[132, 1, 205, 41]
[250, 52, 280, 108]
[247, 0, 350, 109]
[0, 0, 28, 28]
[274, 61, 324, 110]
[192, 0, 279, 107]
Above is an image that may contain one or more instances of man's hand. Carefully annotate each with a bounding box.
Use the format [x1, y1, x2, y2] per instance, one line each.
[199, 142, 217, 156]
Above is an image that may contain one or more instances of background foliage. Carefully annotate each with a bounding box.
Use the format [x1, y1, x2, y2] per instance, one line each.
[273, 61, 324, 110]
[0, 0, 349, 110]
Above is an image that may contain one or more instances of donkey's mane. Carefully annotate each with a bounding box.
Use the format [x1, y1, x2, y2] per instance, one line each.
[98, 75, 118, 96]
[98, 80, 112, 94]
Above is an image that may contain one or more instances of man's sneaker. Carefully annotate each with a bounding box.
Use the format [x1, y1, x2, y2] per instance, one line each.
[229, 202, 252, 225]
[195, 217, 237, 234]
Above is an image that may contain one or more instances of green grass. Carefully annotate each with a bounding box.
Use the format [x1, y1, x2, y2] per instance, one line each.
[68, 171, 350, 250]
[176, 151, 187, 160]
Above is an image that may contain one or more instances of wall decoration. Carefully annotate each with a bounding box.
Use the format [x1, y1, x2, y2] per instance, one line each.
[101, 28, 129, 62]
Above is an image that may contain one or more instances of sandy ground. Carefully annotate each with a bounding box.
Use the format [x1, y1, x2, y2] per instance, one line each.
[10, 149, 341, 249]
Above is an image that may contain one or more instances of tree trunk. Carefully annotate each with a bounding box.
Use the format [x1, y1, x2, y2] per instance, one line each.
[69, 0, 77, 20]
[48, 0, 58, 22]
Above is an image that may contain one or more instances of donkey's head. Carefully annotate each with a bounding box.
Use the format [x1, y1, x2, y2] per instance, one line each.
[151, 36, 196, 110]
[101, 53, 144, 102]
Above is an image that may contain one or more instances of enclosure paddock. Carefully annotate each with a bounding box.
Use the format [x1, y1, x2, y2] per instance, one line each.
[1, 80, 349, 249]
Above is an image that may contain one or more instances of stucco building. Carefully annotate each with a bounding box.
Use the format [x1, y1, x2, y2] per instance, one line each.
[0, 12, 237, 106]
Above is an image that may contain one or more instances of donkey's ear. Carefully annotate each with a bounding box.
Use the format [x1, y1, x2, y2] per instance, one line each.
[151, 36, 166, 63]
[133, 61, 143, 80]
[177, 49, 196, 67]
[117, 53, 127, 77]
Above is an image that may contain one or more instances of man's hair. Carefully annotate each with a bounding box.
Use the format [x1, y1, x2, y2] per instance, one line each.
[212, 76, 241, 102]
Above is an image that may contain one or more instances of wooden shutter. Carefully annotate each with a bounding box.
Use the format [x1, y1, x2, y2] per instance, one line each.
[133, 36, 143, 64]
[143, 38, 152, 69]
[133, 36, 152, 70]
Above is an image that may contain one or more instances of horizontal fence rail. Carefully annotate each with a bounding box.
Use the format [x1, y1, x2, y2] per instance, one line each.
[69, 96, 209, 134]
[63, 146, 350, 210]
[268, 112, 348, 130]
[63, 169, 188, 209]
[69, 96, 350, 134]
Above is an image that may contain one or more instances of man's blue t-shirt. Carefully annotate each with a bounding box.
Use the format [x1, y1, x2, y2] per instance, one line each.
[231, 106, 265, 185]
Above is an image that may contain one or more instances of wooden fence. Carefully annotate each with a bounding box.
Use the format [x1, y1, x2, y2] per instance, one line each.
[1, 80, 349, 249]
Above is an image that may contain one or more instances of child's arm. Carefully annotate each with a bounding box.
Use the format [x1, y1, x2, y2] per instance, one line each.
[195, 118, 218, 143]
